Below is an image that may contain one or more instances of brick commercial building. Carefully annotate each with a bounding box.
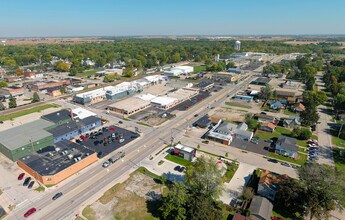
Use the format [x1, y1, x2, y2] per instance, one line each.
[30, 81, 65, 91]
[0, 86, 24, 97]
[17, 141, 98, 185]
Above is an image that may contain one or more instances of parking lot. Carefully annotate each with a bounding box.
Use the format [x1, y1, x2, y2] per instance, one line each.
[231, 138, 270, 156]
[168, 91, 210, 112]
[79, 125, 140, 157]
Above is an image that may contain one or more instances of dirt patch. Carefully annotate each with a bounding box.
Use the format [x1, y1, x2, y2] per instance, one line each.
[140, 113, 168, 126]
[210, 107, 246, 123]
[85, 172, 165, 220]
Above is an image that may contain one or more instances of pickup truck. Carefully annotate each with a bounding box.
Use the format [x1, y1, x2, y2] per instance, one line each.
[108, 151, 125, 163]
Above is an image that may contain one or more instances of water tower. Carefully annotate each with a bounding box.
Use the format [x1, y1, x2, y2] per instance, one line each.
[234, 40, 241, 51]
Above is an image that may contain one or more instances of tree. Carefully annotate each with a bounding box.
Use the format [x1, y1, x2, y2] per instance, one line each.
[0, 101, 5, 111]
[226, 61, 235, 69]
[298, 164, 345, 220]
[8, 95, 17, 108]
[54, 61, 70, 72]
[244, 113, 253, 124]
[300, 107, 319, 127]
[159, 182, 187, 220]
[122, 68, 134, 78]
[292, 127, 312, 140]
[247, 119, 258, 130]
[0, 81, 8, 88]
[275, 178, 307, 217]
[15, 68, 23, 76]
[103, 74, 118, 83]
[31, 92, 40, 103]
[185, 156, 223, 200]
[259, 85, 273, 104]
[301, 66, 317, 83]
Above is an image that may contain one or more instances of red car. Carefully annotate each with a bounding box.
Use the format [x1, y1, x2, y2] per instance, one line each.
[18, 173, 25, 180]
[24, 208, 36, 217]
[109, 127, 116, 131]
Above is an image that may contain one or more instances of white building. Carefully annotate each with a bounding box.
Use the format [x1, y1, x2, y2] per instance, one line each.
[135, 93, 157, 101]
[164, 66, 194, 76]
[151, 96, 178, 110]
[67, 85, 85, 93]
[72, 107, 97, 119]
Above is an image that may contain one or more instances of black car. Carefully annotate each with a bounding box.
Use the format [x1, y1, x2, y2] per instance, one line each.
[174, 165, 181, 171]
[179, 167, 185, 172]
[119, 120, 123, 124]
[23, 177, 31, 186]
[268, 159, 278, 163]
[97, 152, 104, 158]
[28, 181, 35, 189]
[52, 192, 63, 200]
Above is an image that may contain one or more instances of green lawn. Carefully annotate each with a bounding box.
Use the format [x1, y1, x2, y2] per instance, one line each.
[296, 140, 308, 148]
[225, 102, 252, 109]
[165, 154, 192, 167]
[333, 148, 345, 171]
[275, 126, 291, 136]
[332, 136, 345, 148]
[254, 126, 291, 140]
[269, 153, 307, 166]
[284, 109, 298, 116]
[0, 104, 59, 121]
[76, 69, 97, 77]
[222, 163, 239, 183]
[194, 65, 207, 72]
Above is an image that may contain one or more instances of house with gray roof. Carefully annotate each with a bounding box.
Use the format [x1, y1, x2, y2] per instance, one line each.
[249, 195, 273, 220]
[283, 116, 301, 128]
[275, 136, 298, 159]
[206, 120, 253, 145]
[269, 100, 283, 110]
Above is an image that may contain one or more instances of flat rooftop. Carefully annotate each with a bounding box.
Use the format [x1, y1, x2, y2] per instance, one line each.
[47, 116, 100, 137]
[0, 119, 54, 150]
[151, 96, 178, 106]
[167, 88, 198, 101]
[108, 97, 151, 112]
[175, 143, 195, 153]
[41, 109, 73, 123]
[19, 140, 95, 176]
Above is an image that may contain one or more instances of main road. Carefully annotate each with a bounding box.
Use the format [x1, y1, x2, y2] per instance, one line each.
[6, 74, 256, 220]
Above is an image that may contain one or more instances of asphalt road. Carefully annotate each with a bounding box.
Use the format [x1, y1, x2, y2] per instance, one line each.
[6, 73, 256, 220]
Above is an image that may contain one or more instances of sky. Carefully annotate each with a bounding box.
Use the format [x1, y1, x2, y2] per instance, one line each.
[0, 0, 344, 37]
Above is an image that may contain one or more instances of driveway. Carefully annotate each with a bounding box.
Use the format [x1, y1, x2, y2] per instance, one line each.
[219, 163, 256, 205]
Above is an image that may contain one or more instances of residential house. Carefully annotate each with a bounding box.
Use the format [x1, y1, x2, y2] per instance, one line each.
[257, 170, 289, 201]
[283, 116, 301, 128]
[292, 103, 305, 112]
[255, 114, 277, 123]
[275, 136, 298, 159]
[259, 122, 276, 133]
[287, 97, 296, 104]
[206, 120, 253, 145]
[269, 100, 283, 110]
[248, 195, 273, 220]
[3, 75, 21, 83]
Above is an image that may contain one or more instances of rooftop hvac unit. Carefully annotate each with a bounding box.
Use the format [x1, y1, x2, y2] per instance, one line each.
[74, 158, 78, 162]
[55, 147, 61, 152]
[77, 157, 81, 161]
[67, 154, 73, 160]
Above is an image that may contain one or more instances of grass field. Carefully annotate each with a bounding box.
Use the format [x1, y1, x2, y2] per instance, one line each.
[76, 69, 97, 77]
[82, 205, 96, 220]
[165, 154, 192, 167]
[0, 103, 59, 121]
[333, 148, 345, 171]
[255, 126, 291, 140]
[194, 65, 207, 72]
[269, 153, 307, 165]
[284, 109, 298, 116]
[332, 136, 345, 148]
[222, 163, 239, 183]
[225, 102, 252, 109]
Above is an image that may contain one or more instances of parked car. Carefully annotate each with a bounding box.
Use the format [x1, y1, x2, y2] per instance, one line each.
[268, 159, 278, 163]
[174, 165, 181, 171]
[97, 152, 104, 158]
[281, 162, 291, 167]
[103, 161, 110, 168]
[194, 114, 198, 117]
[119, 120, 123, 124]
[260, 111, 267, 115]
[179, 166, 185, 172]
[291, 165, 300, 169]
[52, 192, 63, 200]
[23, 177, 31, 186]
[264, 139, 273, 143]
[24, 208, 36, 217]
[28, 181, 35, 189]
[18, 173, 25, 180]
[118, 138, 125, 143]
